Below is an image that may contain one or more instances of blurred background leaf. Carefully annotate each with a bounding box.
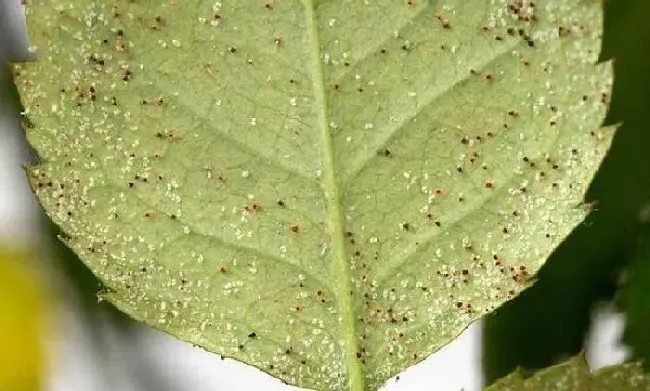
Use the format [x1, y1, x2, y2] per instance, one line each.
[0, 248, 48, 391]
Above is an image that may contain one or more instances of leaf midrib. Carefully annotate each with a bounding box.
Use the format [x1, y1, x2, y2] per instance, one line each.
[304, 1, 365, 390]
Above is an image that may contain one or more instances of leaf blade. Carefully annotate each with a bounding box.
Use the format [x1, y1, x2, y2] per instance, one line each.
[16, 1, 612, 390]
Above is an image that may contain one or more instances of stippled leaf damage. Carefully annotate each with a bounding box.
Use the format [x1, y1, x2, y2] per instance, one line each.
[15, 1, 612, 390]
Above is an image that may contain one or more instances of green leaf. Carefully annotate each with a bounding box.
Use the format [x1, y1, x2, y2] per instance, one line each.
[15, 1, 612, 390]
[486, 355, 650, 391]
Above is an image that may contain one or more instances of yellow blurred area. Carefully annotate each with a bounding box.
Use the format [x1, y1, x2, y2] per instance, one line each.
[0, 249, 48, 391]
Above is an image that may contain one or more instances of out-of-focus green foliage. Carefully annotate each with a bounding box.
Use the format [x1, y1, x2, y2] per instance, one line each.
[0, 249, 48, 391]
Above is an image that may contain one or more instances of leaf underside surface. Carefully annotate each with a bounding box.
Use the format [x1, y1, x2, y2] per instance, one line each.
[16, 1, 612, 390]
[487, 355, 650, 391]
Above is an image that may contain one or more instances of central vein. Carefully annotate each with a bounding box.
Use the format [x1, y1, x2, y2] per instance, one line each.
[303, 2, 365, 390]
